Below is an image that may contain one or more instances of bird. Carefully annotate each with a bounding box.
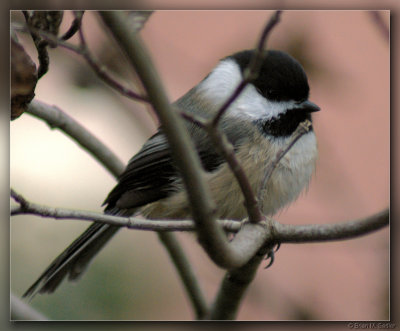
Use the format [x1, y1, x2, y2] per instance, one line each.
[23, 49, 320, 298]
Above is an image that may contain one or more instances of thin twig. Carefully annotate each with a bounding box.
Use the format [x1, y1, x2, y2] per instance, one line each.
[258, 120, 312, 210]
[10, 188, 242, 232]
[16, 21, 148, 102]
[158, 232, 209, 319]
[75, 16, 148, 102]
[202, 11, 283, 225]
[60, 11, 84, 41]
[211, 10, 281, 127]
[10, 188, 29, 208]
[205, 126, 263, 223]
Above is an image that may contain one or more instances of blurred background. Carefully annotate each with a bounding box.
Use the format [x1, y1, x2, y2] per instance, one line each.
[10, 10, 389, 320]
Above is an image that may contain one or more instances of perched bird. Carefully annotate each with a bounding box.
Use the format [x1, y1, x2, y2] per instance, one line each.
[23, 49, 320, 298]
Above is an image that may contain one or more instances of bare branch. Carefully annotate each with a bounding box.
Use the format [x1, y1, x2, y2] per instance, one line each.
[201, 11, 283, 224]
[11, 188, 388, 243]
[76, 17, 149, 102]
[60, 11, 84, 41]
[211, 10, 281, 127]
[10, 188, 29, 207]
[26, 99, 125, 178]
[208, 208, 389, 320]
[209, 248, 267, 320]
[16, 19, 148, 102]
[10, 188, 242, 233]
[258, 120, 312, 211]
[205, 125, 263, 223]
[157, 232, 209, 319]
[275, 209, 389, 243]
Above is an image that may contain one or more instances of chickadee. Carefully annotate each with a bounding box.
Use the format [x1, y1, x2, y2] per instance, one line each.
[24, 49, 320, 298]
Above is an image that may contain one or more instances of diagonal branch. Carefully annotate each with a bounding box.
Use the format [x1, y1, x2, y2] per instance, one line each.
[157, 232, 209, 319]
[211, 10, 281, 127]
[206, 11, 282, 224]
[26, 99, 125, 179]
[15, 18, 148, 102]
[258, 120, 312, 211]
[60, 11, 84, 41]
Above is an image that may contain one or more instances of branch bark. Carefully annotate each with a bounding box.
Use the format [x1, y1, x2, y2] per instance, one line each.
[11, 189, 388, 246]
[27, 99, 125, 179]
[157, 232, 209, 319]
[208, 209, 389, 320]
[11, 189, 241, 233]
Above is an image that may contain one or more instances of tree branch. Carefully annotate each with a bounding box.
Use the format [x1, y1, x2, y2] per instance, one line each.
[60, 11, 84, 41]
[11, 188, 388, 246]
[11, 189, 241, 233]
[275, 208, 389, 243]
[209, 247, 267, 320]
[15, 18, 148, 102]
[157, 232, 209, 319]
[26, 99, 125, 179]
[208, 208, 389, 320]
[211, 10, 281, 127]
[205, 11, 282, 224]
[258, 120, 312, 210]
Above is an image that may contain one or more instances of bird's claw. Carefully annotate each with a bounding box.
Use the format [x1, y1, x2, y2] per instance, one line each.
[264, 243, 280, 269]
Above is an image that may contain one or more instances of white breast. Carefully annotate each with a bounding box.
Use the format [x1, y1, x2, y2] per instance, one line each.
[205, 131, 317, 219]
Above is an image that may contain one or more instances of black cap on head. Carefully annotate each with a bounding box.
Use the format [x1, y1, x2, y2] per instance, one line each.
[227, 50, 310, 103]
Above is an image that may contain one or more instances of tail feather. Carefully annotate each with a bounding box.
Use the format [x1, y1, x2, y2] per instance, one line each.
[23, 223, 120, 299]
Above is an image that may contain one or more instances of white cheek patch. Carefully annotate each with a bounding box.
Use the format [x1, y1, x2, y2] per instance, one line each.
[198, 58, 297, 121]
[197, 59, 242, 103]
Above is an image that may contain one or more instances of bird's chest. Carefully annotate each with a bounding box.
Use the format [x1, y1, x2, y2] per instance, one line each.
[209, 131, 317, 219]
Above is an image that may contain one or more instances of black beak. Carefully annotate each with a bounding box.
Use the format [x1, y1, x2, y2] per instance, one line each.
[296, 100, 320, 113]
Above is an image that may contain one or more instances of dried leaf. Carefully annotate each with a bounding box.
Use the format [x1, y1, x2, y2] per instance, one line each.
[11, 37, 37, 120]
